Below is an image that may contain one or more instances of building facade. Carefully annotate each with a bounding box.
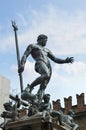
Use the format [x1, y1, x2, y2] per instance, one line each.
[53, 93, 86, 130]
[0, 75, 10, 124]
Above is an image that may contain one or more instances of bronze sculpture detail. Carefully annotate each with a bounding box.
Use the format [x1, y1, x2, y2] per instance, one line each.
[19, 34, 74, 102]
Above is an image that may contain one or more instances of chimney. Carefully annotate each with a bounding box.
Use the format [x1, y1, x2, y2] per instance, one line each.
[76, 93, 85, 108]
[52, 99, 61, 111]
[64, 96, 72, 113]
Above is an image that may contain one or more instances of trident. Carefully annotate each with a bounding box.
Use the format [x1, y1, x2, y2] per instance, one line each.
[12, 21, 23, 92]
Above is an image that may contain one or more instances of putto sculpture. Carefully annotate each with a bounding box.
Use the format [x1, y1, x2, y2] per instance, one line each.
[60, 110, 79, 130]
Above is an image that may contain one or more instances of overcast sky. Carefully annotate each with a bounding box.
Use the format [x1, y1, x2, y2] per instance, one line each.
[0, 0, 86, 107]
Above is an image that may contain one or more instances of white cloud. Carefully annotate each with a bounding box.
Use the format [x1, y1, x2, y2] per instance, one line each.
[46, 61, 86, 105]
[0, 35, 15, 53]
[21, 61, 39, 88]
[1, 5, 86, 55]
[16, 13, 28, 27]
[21, 6, 86, 55]
[61, 61, 86, 76]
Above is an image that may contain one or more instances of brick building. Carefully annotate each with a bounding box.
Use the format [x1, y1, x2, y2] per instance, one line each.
[53, 93, 86, 130]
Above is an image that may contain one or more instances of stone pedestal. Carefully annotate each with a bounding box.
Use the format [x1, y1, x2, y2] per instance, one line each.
[6, 116, 71, 130]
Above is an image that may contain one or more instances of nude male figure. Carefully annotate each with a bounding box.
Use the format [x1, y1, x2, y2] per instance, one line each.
[19, 34, 74, 102]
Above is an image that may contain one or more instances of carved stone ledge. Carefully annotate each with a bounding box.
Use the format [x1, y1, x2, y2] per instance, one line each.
[6, 116, 72, 130]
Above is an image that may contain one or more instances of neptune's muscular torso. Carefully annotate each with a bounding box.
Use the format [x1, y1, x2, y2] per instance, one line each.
[30, 44, 50, 67]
